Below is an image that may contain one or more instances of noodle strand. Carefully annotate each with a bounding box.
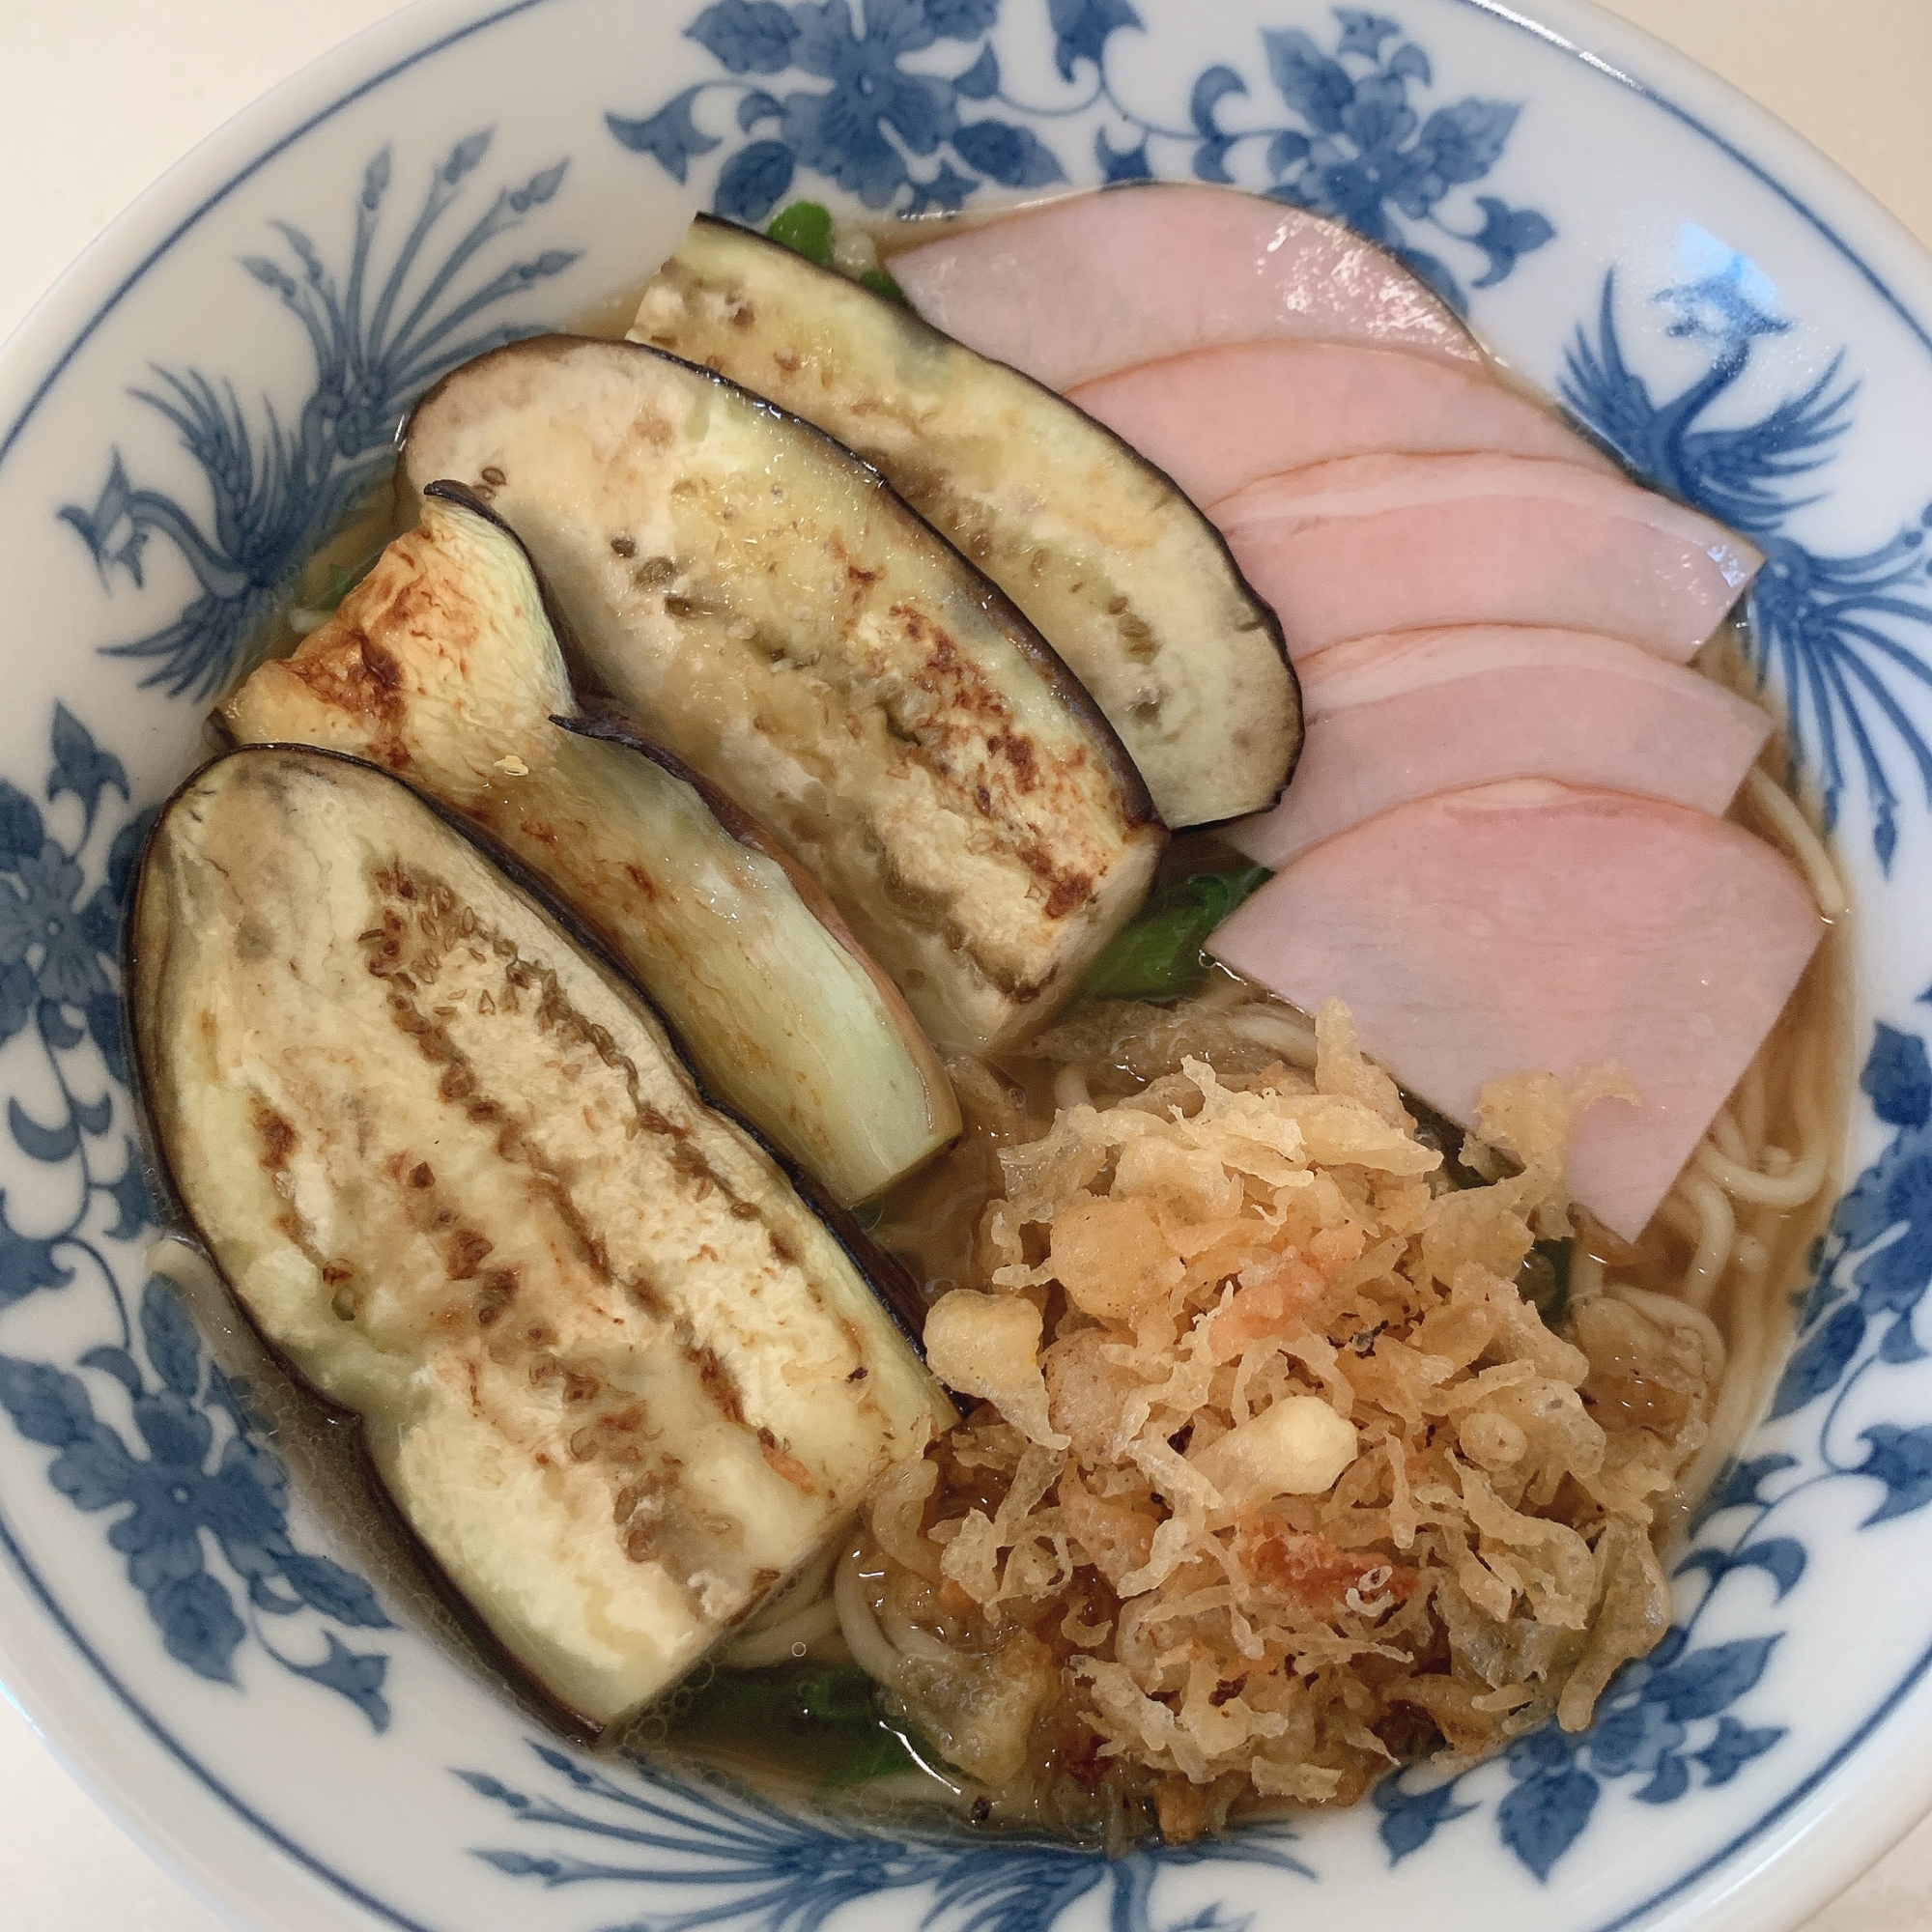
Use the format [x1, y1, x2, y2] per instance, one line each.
[836, 1547, 904, 1689]
[1747, 768, 1849, 919]
[1693, 1139, 1826, 1208]
[1224, 1009, 1319, 1068]
[1675, 1173, 1736, 1312]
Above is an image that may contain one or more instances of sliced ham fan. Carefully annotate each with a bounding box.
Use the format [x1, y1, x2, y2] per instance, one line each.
[1227, 628, 1772, 868]
[1213, 453, 1762, 662]
[892, 183, 1476, 390]
[1208, 781, 1823, 1240]
[1069, 342, 1615, 507]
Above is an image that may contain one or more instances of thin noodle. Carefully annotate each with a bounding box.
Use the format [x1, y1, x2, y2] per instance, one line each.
[1224, 1009, 1319, 1068]
[1191, 977, 1252, 1015]
[836, 1547, 904, 1688]
[720, 1596, 843, 1668]
[1681, 1269, 1771, 1511]
[1738, 1057, 1769, 1160]
[1711, 1108, 1750, 1164]
[1747, 768, 1849, 919]
[1676, 1173, 1736, 1312]
[1608, 1282, 1727, 1380]
[1693, 1139, 1826, 1208]
[1656, 1189, 1701, 1244]
[1054, 1065, 1093, 1113]
[1791, 1029, 1832, 1170]
[877, 1600, 964, 1667]
[1657, 980, 1844, 1495]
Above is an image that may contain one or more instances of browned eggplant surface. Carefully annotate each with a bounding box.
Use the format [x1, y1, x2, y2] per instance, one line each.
[630, 215, 1299, 828]
[129, 747, 953, 1730]
[224, 485, 958, 1206]
[401, 335, 1167, 1055]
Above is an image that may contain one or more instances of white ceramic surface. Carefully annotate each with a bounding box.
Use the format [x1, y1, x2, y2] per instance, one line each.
[6, 4, 1932, 1930]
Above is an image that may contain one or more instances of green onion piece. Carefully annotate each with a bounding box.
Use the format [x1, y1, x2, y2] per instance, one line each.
[1518, 1239, 1573, 1327]
[765, 200, 836, 268]
[1082, 864, 1271, 1002]
[316, 563, 360, 613]
[661, 1660, 931, 1787]
[858, 266, 909, 305]
[764, 202, 907, 303]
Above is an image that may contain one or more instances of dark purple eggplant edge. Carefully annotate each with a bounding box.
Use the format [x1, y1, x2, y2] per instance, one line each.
[406, 333, 1169, 835]
[685, 210, 1303, 815]
[122, 743, 945, 1737]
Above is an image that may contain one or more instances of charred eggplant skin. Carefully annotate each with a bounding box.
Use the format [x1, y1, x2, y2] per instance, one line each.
[401, 334, 1166, 1056]
[128, 746, 952, 1732]
[223, 483, 959, 1206]
[413, 352, 1158, 834]
[630, 215, 1299, 827]
[127, 744, 938, 1352]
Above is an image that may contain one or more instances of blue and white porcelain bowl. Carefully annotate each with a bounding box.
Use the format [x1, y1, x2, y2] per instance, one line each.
[4, 2, 1932, 1926]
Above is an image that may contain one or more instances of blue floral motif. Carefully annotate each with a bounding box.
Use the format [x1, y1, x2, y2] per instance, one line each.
[1563, 262, 1932, 870]
[607, 4, 1550, 307]
[611, 0, 1057, 221]
[27, 9, 1932, 1906]
[59, 134, 579, 701]
[1250, 16, 1551, 302]
[1772, 1021, 1932, 1408]
[0, 705, 395, 1728]
[1377, 1630, 1787, 1882]
[1375, 1021, 1932, 1881]
[461, 1740, 1309, 1932]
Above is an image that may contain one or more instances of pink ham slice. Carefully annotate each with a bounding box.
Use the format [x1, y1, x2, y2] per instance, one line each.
[1212, 453, 1762, 662]
[1226, 628, 1773, 868]
[892, 184, 1477, 390]
[1069, 343, 1616, 507]
[1208, 780, 1823, 1240]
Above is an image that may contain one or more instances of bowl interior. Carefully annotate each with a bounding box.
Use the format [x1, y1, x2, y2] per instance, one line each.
[4, 3, 1932, 1930]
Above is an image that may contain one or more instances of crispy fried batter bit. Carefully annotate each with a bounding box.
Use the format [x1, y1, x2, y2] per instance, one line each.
[862, 1000, 1710, 1845]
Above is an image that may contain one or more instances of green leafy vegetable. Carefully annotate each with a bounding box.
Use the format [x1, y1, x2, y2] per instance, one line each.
[765, 201, 908, 303]
[1083, 865, 1270, 1002]
[660, 1660, 929, 1786]
[766, 200, 836, 269]
[317, 563, 360, 612]
[858, 265, 909, 306]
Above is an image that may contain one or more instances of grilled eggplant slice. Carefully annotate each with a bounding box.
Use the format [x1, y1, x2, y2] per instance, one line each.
[129, 747, 953, 1730]
[223, 484, 957, 1206]
[400, 335, 1166, 1055]
[629, 215, 1298, 828]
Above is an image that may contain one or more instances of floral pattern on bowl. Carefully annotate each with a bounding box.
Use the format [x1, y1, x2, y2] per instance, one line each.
[3, 4, 1932, 1931]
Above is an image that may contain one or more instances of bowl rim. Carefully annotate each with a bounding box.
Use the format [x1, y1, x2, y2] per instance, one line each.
[4, 3, 1932, 1929]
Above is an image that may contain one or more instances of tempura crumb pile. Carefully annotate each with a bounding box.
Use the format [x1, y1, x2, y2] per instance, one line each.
[864, 1003, 1715, 1843]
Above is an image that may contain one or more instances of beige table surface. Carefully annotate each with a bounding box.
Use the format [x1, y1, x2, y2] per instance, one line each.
[2, 1, 1930, 1926]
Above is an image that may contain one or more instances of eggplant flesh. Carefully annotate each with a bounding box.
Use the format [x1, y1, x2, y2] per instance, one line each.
[129, 747, 953, 1730]
[224, 485, 957, 1206]
[630, 215, 1298, 828]
[400, 335, 1166, 1056]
